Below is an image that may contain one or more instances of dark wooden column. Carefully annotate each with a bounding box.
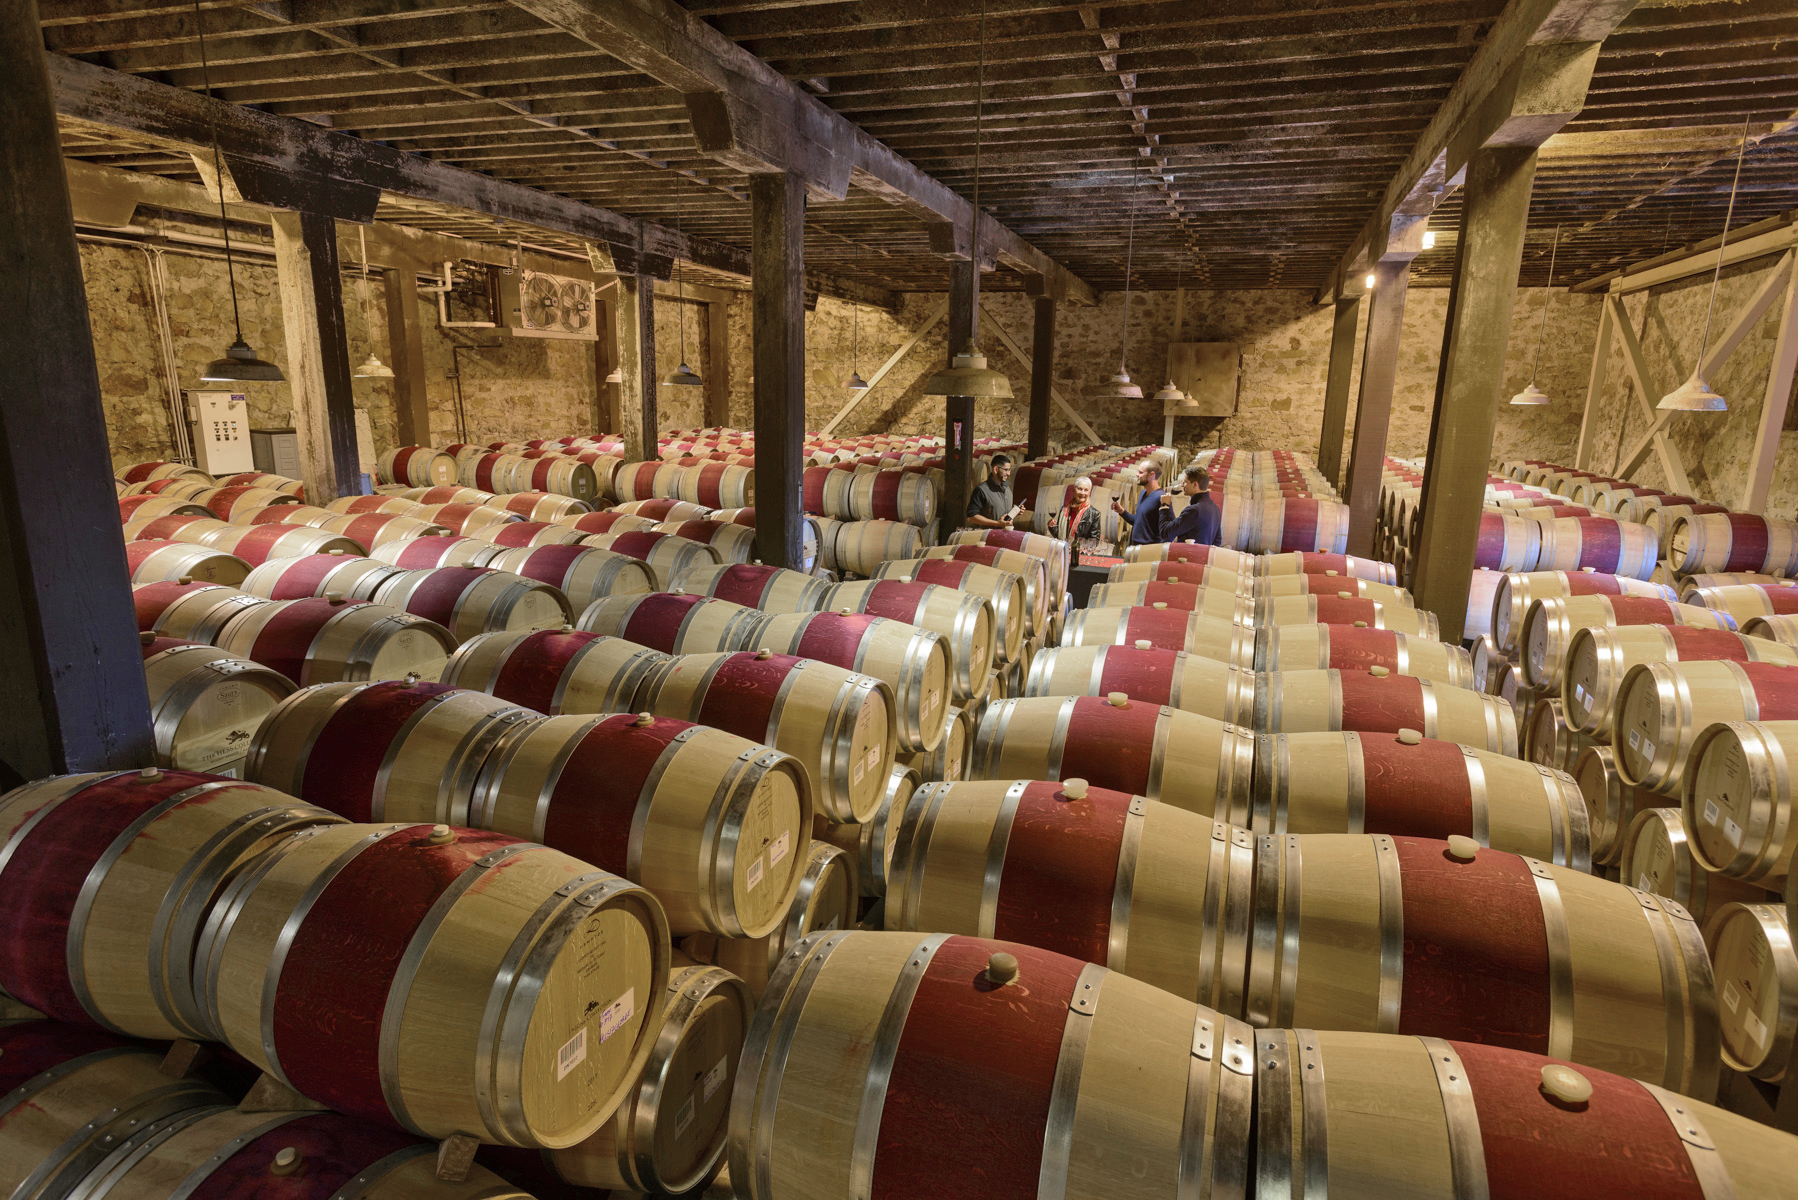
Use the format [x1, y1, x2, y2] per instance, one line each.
[1027, 295, 1055, 460]
[1316, 294, 1362, 488]
[383, 266, 432, 447]
[0, 0, 154, 784]
[1341, 260, 1411, 559]
[271, 210, 362, 502]
[705, 298, 732, 429]
[751, 172, 807, 569]
[1411, 146, 1540, 641]
[594, 293, 622, 436]
[614, 273, 658, 460]
[941, 257, 980, 543]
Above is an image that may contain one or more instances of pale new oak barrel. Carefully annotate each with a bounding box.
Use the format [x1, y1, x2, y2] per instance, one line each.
[1024, 644, 1255, 723]
[142, 642, 295, 773]
[545, 965, 752, 1194]
[439, 629, 667, 716]
[1254, 623, 1474, 688]
[1247, 833, 1717, 1098]
[489, 490, 594, 524]
[1100, 562, 1251, 595]
[72, 1107, 532, 1200]
[470, 713, 811, 938]
[1685, 582, 1798, 628]
[576, 592, 767, 655]
[1570, 743, 1668, 865]
[1121, 541, 1252, 572]
[369, 534, 505, 569]
[371, 566, 571, 641]
[398, 485, 494, 507]
[1525, 697, 1591, 774]
[748, 611, 949, 754]
[639, 651, 895, 824]
[313, 512, 453, 548]
[122, 513, 231, 545]
[1521, 594, 1738, 690]
[1254, 1029, 1792, 1200]
[0, 771, 343, 1040]
[0, 1026, 223, 1200]
[1684, 571, 1798, 591]
[919, 544, 1049, 635]
[471, 520, 590, 550]
[116, 496, 212, 524]
[674, 562, 831, 615]
[133, 580, 269, 642]
[1614, 660, 1798, 791]
[1251, 730, 1587, 864]
[946, 528, 1069, 604]
[848, 469, 936, 527]
[126, 540, 250, 586]
[1086, 581, 1254, 623]
[120, 459, 212, 484]
[1470, 511, 1542, 572]
[824, 579, 997, 705]
[215, 596, 457, 684]
[1682, 719, 1798, 884]
[1560, 624, 1795, 739]
[613, 499, 713, 523]
[1533, 516, 1660, 580]
[410, 502, 524, 536]
[1252, 669, 1517, 755]
[869, 558, 1027, 665]
[517, 456, 600, 503]
[1252, 574, 1414, 608]
[325, 495, 418, 518]
[121, 477, 213, 501]
[191, 486, 303, 523]
[1704, 902, 1798, 1081]
[199, 523, 365, 566]
[1255, 551, 1398, 584]
[379, 445, 459, 487]
[1059, 606, 1257, 668]
[579, 531, 722, 590]
[195, 821, 670, 1145]
[1253, 594, 1441, 638]
[885, 780, 1254, 1010]
[487, 543, 655, 610]
[240, 551, 402, 601]
[899, 704, 973, 785]
[832, 520, 925, 577]
[1667, 512, 1798, 576]
[968, 694, 1254, 818]
[729, 930, 1254, 1200]
[816, 762, 918, 899]
[653, 519, 757, 564]
[681, 842, 856, 1003]
[557, 510, 659, 537]
[1490, 569, 1678, 654]
[1620, 808, 1775, 945]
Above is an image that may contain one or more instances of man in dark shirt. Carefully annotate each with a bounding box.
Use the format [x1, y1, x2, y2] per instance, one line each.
[965, 454, 1015, 529]
[1164, 464, 1222, 545]
[1112, 464, 1166, 545]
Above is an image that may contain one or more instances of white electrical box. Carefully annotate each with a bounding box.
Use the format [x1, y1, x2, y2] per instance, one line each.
[186, 391, 255, 475]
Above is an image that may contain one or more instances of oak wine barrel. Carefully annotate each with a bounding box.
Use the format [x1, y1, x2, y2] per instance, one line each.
[1570, 743, 1668, 866]
[1254, 623, 1474, 688]
[378, 445, 460, 487]
[126, 540, 250, 586]
[680, 843, 856, 1004]
[239, 551, 402, 601]
[1703, 903, 1796, 1080]
[1560, 624, 1796, 737]
[1252, 669, 1518, 754]
[1086, 581, 1253, 624]
[578, 531, 722, 590]
[672, 562, 831, 615]
[1667, 512, 1798, 577]
[133, 580, 269, 642]
[1519, 594, 1738, 690]
[141, 640, 296, 774]
[439, 629, 666, 715]
[823, 579, 997, 704]
[487, 543, 655, 609]
[868, 558, 1027, 664]
[575, 591, 767, 655]
[1620, 807, 1774, 944]
[1253, 594, 1441, 638]
[1023, 644, 1255, 723]
[899, 704, 972, 786]
[1059, 606, 1257, 666]
[215, 595, 457, 684]
[747, 610, 950, 754]
[1682, 719, 1798, 885]
[371, 565, 571, 640]
[1254, 552, 1397, 584]
[1613, 660, 1798, 791]
[369, 534, 505, 570]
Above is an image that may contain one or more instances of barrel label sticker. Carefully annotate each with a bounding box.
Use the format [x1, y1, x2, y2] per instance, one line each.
[1574, 684, 1590, 708]
[1637, 873, 1653, 894]
[1704, 800, 1721, 827]
[1745, 1005, 1769, 1048]
[1642, 740, 1655, 762]
[599, 988, 635, 1044]
[748, 857, 765, 891]
[770, 831, 790, 868]
[702, 1056, 728, 1101]
[1629, 729, 1642, 750]
[853, 757, 864, 786]
[557, 1027, 588, 1080]
[675, 1094, 696, 1137]
[1725, 816, 1743, 847]
[1723, 980, 1740, 1013]
[867, 745, 881, 775]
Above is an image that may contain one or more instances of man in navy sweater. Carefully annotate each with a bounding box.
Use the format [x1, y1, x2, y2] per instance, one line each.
[1163, 464, 1222, 545]
[1113, 464, 1167, 545]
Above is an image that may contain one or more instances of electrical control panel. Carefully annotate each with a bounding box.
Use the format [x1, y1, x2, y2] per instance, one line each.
[186, 390, 255, 475]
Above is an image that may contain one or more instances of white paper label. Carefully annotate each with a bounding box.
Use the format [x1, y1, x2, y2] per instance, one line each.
[556, 1027, 588, 1080]
[599, 988, 635, 1043]
[867, 745, 880, 772]
[1642, 740, 1655, 762]
[747, 856, 765, 891]
[1725, 816, 1744, 847]
[1723, 980, 1741, 1014]
[1629, 729, 1642, 750]
[1704, 800, 1721, 827]
[675, 1094, 696, 1137]
[1575, 684, 1590, 707]
[702, 1056, 728, 1102]
[853, 757, 864, 785]
[770, 831, 790, 868]
[1745, 1005, 1770, 1048]
[1637, 873, 1653, 894]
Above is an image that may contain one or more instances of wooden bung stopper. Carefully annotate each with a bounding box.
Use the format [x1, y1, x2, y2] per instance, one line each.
[1540, 1064, 1592, 1104]
[1397, 728, 1423, 746]
[139, 631, 155, 644]
[1107, 692, 1130, 707]
[1446, 835, 1480, 861]
[1060, 778, 1089, 801]
[1369, 666, 1390, 677]
[1134, 639, 1153, 650]
[985, 952, 1020, 986]
[633, 712, 655, 727]
[270, 1147, 302, 1177]
[756, 648, 773, 660]
[426, 824, 457, 846]
[137, 766, 162, 781]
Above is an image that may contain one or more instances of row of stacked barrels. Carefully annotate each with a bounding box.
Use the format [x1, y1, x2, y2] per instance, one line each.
[1189, 446, 1353, 554]
[38, 447, 1797, 1194]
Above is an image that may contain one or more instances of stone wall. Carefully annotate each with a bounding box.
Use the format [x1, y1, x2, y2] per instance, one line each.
[1577, 253, 1798, 515]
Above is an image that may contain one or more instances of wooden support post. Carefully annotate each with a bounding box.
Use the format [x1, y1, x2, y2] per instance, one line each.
[1743, 263, 1798, 514]
[751, 173, 806, 569]
[1572, 291, 1613, 470]
[706, 298, 731, 429]
[614, 274, 658, 460]
[383, 267, 431, 448]
[941, 258, 980, 544]
[271, 210, 362, 504]
[1027, 296, 1056, 460]
[1342, 264, 1410, 559]
[595, 293, 622, 436]
[1410, 146, 1540, 642]
[0, 0, 155, 785]
[1317, 295, 1363, 488]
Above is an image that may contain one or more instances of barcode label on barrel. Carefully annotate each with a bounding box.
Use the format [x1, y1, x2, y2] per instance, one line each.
[703, 1056, 728, 1101]
[599, 988, 635, 1043]
[1724, 981, 1740, 1013]
[557, 1028, 587, 1080]
[748, 857, 764, 891]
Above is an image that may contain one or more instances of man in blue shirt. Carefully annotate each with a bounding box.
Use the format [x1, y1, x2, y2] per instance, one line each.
[1112, 464, 1167, 546]
[1164, 464, 1222, 545]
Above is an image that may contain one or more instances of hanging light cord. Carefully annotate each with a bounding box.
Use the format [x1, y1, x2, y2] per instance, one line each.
[191, 0, 245, 345]
[1696, 117, 1752, 367]
[968, 0, 986, 295]
[1120, 161, 1138, 373]
[676, 174, 687, 365]
[1530, 224, 1560, 382]
[851, 302, 860, 375]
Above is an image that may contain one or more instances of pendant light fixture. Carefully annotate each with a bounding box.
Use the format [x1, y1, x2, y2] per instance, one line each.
[665, 174, 702, 387]
[1511, 224, 1560, 406]
[191, 0, 283, 385]
[1660, 117, 1752, 412]
[352, 225, 394, 378]
[845, 303, 870, 389]
[922, 0, 1012, 400]
[1098, 160, 1144, 399]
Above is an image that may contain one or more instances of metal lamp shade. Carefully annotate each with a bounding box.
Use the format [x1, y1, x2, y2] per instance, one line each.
[201, 338, 285, 383]
[1658, 372, 1727, 411]
[922, 344, 1013, 399]
[1509, 382, 1550, 406]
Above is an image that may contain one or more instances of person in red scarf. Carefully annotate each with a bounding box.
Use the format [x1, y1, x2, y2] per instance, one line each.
[1051, 475, 1104, 541]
